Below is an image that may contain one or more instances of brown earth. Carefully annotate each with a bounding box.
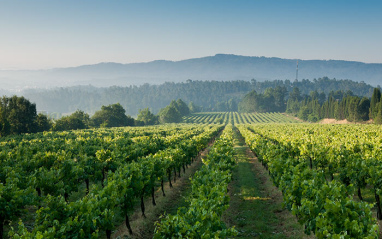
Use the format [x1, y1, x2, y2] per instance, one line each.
[319, 118, 375, 124]
[319, 118, 351, 124]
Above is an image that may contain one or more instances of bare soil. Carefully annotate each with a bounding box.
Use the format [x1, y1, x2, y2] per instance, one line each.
[319, 118, 352, 124]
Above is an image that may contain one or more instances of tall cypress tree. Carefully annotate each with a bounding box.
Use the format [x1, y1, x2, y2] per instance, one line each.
[375, 95, 382, 124]
[370, 88, 381, 119]
[357, 97, 370, 121]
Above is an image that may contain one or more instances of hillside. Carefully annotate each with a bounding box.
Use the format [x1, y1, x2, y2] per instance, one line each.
[1, 54, 382, 91]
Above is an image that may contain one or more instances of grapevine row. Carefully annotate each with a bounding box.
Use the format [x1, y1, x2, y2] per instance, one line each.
[1, 124, 221, 238]
[238, 124, 379, 238]
[154, 125, 237, 238]
[184, 112, 299, 124]
[247, 124, 382, 218]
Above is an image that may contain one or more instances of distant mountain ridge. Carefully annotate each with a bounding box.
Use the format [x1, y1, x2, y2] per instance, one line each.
[1, 54, 382, 91]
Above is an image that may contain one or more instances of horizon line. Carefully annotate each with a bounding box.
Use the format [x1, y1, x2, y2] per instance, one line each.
[1, 53, 381, 71]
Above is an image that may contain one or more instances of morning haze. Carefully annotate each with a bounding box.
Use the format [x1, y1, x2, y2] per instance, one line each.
[1, 54, 382, 92]
[2, 1, 382, 238]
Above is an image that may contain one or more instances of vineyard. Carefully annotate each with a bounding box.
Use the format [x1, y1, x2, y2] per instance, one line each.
[238, 124, 382, 238]
[2, 113, 382, 238]
[0, 124, 223, 238]
[183, 112, 299, 124]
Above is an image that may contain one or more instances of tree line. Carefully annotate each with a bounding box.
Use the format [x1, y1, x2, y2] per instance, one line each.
[19, 77, 377, 117]
[136, 99, 193, 125]
[1, 79, 381, 137]
[286, 87, 382, 123]
[0, 96, 192, 137]
[237, 85, 382, 124]
[238, 86, 287, 113]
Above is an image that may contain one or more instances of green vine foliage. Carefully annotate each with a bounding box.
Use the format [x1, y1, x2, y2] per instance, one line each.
[3, 124, 222, 238]
[238, 124, 379, 239]
[154, 126, 237, 238]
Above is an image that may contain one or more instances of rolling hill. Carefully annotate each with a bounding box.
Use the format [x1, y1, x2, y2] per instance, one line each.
[1, 54, 381, 91]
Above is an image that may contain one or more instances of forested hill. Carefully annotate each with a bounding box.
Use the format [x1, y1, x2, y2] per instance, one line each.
[1, 54, 382, 90]
[19, 78, 376, 117]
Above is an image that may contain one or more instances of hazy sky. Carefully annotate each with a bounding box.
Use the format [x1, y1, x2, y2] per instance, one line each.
[1, 0, 381, 69]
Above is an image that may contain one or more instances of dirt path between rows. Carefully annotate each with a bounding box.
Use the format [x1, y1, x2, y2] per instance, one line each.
[223, 127, 313, 239]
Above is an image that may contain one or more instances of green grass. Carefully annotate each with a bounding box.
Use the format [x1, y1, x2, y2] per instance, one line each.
[223, 127, 310, 239]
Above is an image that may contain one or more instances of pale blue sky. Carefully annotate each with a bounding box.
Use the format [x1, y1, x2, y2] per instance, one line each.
[1, 0, 381, 69]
